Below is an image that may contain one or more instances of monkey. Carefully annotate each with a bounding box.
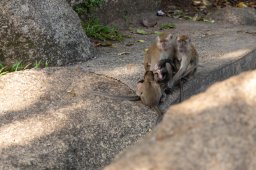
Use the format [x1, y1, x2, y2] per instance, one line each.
[153, 59, 174, 82]
[144, 32, 176, 72]
[92, 71, 164, 124]
[168, 35, 199, 90]
[153, 59, 176, 95]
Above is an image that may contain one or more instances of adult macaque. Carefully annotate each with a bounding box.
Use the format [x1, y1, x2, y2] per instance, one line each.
[168, 35, 199, 89]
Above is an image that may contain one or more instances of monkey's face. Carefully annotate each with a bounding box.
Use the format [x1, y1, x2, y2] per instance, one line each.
[156, 33, 173, 51]
[177, 41, 185, 52]
[153, 67, 169, 83]
[177, 36, 190, 53]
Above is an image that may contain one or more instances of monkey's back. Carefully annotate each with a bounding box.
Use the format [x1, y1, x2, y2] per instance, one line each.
[140, 82, 162, 107]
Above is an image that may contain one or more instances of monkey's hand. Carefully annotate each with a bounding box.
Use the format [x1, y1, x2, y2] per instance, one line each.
[153, 63, 160, 71]
[154, 69, 163, 81]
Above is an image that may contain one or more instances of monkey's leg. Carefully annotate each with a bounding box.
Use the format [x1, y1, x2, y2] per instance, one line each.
[168, 57, 189, 89]
[179, 64, 197, 84]
[163, 63, 173, 95]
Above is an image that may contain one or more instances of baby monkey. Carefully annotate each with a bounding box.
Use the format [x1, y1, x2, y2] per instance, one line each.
[93, 71, 164, 123]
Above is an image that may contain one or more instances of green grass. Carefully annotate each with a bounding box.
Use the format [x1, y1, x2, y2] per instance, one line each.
[160, 23, 176, 30]
[82, 18, 123, 41]
[73, 0, 124, 42]
[0, 60, 49, 76]
[34, 60, 42, 68]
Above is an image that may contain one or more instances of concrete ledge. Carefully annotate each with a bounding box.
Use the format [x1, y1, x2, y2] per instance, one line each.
[164, 49, 256, 108]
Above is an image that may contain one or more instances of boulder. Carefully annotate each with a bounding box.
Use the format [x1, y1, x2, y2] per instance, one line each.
[105, 70, 256, 170]
[0, 0, 91, 66]
[0, 66, 157, 170]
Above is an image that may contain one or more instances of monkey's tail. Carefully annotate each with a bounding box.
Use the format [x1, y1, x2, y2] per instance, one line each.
[153, 106, 164, 124]
[91, 91, 140, 101]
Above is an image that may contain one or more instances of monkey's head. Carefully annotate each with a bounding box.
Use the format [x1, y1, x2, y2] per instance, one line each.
[156, 32, 174, 51]
[144, 71, 155, 82]
[176, 35, 191, 52]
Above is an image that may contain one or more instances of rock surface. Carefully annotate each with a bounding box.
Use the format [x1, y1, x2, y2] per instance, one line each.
[0, 66, 157, 170]
[0, 0, 91, 66]
[105, 70, 256, 170]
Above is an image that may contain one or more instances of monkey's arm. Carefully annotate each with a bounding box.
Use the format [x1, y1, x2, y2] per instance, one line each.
[181, 64, 197, 78]
[168, 55, 190, 88]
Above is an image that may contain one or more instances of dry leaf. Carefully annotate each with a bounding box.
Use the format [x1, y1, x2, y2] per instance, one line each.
[136, 29, 147, 35]
[137, 40, 145, 43]
[237, 2, 248, 8]
[118, 52, 130, 56]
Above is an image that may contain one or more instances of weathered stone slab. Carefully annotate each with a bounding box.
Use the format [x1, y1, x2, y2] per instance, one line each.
[0, 0, 91, 66]
[105, 70, 256, 170]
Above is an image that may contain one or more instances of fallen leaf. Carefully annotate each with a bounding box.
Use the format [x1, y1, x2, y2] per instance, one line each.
[193, 1, 201, 6]
[136, 29, 147, 35]
[154, 31, 162, 36]
[160, 23, 176, 30]
[118, 52, 130, 56]
[137, 40, 145, 43]
[237, 2, 248, 8]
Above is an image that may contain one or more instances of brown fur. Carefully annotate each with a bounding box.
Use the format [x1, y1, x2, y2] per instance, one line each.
[168, 35, 198, 89]
[144, 32, 176, 72]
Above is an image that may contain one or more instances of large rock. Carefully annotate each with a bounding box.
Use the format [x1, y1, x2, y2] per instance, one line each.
[208, 7, 256, 25]
[105, 70, 256, 170]
[0, 0, 91, 66]
[0, 66, 157, 170]
[86, 0, 160, 24]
